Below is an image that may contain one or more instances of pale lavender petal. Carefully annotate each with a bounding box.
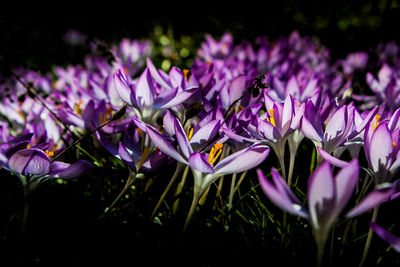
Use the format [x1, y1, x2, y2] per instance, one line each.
[162, 110, 176, 136]
[346, 186, 395, 218]
[146, 58, 172, 90]
[369, 123, 393, 176]
[281, 95, 293, 135]
[118, 142, 136, 171]
[190, 120, 221, 149]
[333, 159, 359, 217]
[214, 144, 270, 175]
[308, 161, 336, 230]
[145, 125, 188, 164]
[9, 148, 50, 175]
[174, 118, 193, 158]
[188, 152, 214, 174]
[157, 87, 198, 109]
[301, 117, 323, 142]
[135, 68, 155, 109]
[257, 168, 308, 218]
[317, 146, 349, 168]
[324, 106, 346, 142]
[370, 223, 400, 252]
[113, 70, 134, 106]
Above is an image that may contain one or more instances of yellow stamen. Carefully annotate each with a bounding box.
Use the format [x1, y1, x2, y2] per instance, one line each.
[236, 105, 245, 113]
[74, 100, 84, 116]
[46, 150, 54, 157]
[208, 143, 223, 165]
[17, 108, 26, 120]
[99, 106, 113, 124]
[137, 147, 151, 170]
[183, 69, 190, 81]
[187, 125, 194, 141]
[325, 120, 329, 129]
[136, 128, 144, 135]
[393, 141, 397, 148]
[26, 144, 31, 149]
[266, 109, 276, 127]
[372, 114, 381, 131]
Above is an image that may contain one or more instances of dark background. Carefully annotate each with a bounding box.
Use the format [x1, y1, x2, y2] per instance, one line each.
[1, 1, 400, 266]
[1, 0, 400, 72]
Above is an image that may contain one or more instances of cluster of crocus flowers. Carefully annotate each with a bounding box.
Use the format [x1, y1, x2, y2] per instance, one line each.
[2, 30, 400, 265]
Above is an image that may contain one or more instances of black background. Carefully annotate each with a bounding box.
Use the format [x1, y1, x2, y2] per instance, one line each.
[2, 1, 400, 72]
[1, 2, 400, 266]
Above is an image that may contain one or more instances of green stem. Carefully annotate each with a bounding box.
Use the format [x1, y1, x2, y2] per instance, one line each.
[183, 186, 201, 232]
[104, 171, 136, 215]
[172, 165, 190, 214]
[22, 176, 30, 235]
[150, 162, 184, 219]
[359, 206, 380, 267]
[287, 147, 296, 188]
[228, 173, 237, 211]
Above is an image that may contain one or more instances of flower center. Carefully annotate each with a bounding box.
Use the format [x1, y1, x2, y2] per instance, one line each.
[183, 69, 191, 81]
[74, 100, 84, 116]
[208, 143, 223, 165]
[372, 114, 381, 132]
[45, 150, 54, 157]
[186, 125, 194, 141]
[99, 106, 114, 124]
[137, 146, 151, 170]
[266, 109, 276, 127]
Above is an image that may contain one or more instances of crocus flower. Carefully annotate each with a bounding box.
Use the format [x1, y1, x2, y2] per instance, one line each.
[113, 60, 199, 124]
[301, 99, 378, 159]
[145, 112, 270, 229]
[0, 134, 92, 188]
[257, 159, 359, 261]
[363, 118, 400, 184]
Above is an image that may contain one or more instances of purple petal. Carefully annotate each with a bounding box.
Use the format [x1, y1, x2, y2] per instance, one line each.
[370, 223, 400, 252]
[135, 68, 155, 109]
[333, 159, 359, 217]
[301, 117, 323, 142]
[157, 87, 198, 109]
[188, 152, 214, 174]
[369, 123, 393, 179]
[258, 168, 308, 218]
[162, 110, 176, 136]
[118, 142, 136, 171]
[317, 146, 349, 168]
[113, 70, 134, 106]
[9, 148, 50, 175]
[146, 58, 172, 90]
[307, 161, 336, 230]
[49, 160, 92, 179]
[190, 120, 221, 149]
[214, 144, 270, 175]
[346, 186, 395, 218]
[145, 125, 188, 164]
[174, 118, 193, 158]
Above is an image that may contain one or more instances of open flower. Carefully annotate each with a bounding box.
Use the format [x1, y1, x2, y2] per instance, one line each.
[257, 159, 359, 259]
[145, 111, 270, 229]
[0, 133, 92, 187]
[113, 59, 199, 124]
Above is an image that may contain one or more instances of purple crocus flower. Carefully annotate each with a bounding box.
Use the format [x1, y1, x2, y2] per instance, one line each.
[363, 118, 400, 184]
[257, 159, 359, 260]
[301, 99, 378, 159]
[145, 112, 270, 229]
[113, 60, 199, 124]
[0, 134, 92, 187]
